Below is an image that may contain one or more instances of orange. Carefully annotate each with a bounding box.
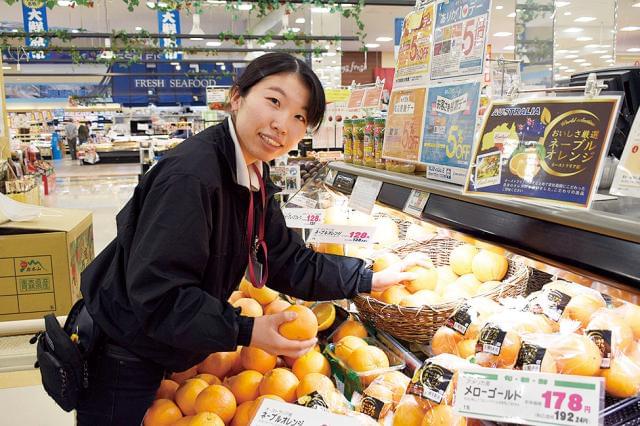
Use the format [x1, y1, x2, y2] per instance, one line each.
[194, 384, 237, 424]
[259, 368, 300, 402]
[170, 366, 198, 384]
[600, 355, 640, 398]
[347, 346, 390, 384]
[226, 370, 263, 404]
[198, 350, 239, 379]
[228, 347, 244, 376]
[230, 401, 254, 426]
[228, 290, 244, 304]
[232, 298, 263, 317]
[332, 319, 368, 343]
[363, 382, 394, 403]
[292, 350, 331, 380]
[471, 250, 508, 282]
[587, 310, 635, 353]
[422, 404, 467, 426]
[248, 285, 279, 305]
[175, 378, 210, 416]
[372, 252, 402, 272]
[431, 326, 463, 356]
[241, 346, 278, 374]
[403, 266, 438, 293]
[449, 244, 478, 276]
[380, 285, 411, 305]
[475, 330, 521, 369]
[238, 277, 252, 296]
[155, 379, 179, 400]
[194, 374, 222, 385]
[278, 305, 318, 340]
[563, 293, 606, 328]
[335, 335, 368, 362]
[312, 303, 336, 332]
[264, 299, 291, 315]
[143, 398, 183, 426]
[377, 371, 410, 405]
[188, 412, 225, 426]
[393, 395, 426, 426]
[249, 395, 286, 421]
[618, 303, 640, 339]
[173, 416, 192, 426]
[456, 339, 477, 359]
[296, 372, 335, 399]
[548, 334, 602, 376]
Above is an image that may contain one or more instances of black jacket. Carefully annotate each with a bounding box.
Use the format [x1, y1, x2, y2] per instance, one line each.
[81, 120, 372, 372]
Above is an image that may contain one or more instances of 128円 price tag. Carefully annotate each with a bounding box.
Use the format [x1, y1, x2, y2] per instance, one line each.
[307, 224, 377, 245]
[282, 208, 325, 229]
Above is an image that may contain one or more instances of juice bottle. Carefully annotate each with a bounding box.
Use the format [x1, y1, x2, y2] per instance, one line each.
[352, 118, 365, 166]
[363, 117, 376, 168]
[374, 117, 386, 169]
[342, 118, 353, 163]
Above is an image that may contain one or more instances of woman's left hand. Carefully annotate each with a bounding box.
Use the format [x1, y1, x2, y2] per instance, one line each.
[370, 253, 433, 293]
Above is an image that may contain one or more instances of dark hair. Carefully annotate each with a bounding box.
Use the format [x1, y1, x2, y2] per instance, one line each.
[231, 53, 326, 131]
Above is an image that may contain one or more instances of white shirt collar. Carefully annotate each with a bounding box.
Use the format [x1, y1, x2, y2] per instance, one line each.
[228, 116, 262, 191]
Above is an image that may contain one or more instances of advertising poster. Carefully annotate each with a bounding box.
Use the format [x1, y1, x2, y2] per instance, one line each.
[382, 87, 427, 163]
[431, 0, 491, 81]
[394, 6, 435, 88]
[464, 97, 622, 208]
[362, 86, 383, 109]
[22, 0, 49, 60]
[270, 165, 301, 194]
[421, 80, 482, 184]
[610, 115, 640, 198]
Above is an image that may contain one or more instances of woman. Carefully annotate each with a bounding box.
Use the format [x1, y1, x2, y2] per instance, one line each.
[76, 53, 422, 424]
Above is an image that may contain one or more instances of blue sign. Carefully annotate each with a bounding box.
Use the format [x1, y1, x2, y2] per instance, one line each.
[435, 0, 491, 27]
[21, 0, 49, 60]
[158, 9, 182, 61]
[394, 17, 404, 47]
[4, 83, 107, 99]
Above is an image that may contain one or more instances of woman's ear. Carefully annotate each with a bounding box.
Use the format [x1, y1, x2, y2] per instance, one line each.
[229, 88, 242, 112]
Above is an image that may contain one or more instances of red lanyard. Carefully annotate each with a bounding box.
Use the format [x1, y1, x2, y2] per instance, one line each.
[246, 163, 269, 288]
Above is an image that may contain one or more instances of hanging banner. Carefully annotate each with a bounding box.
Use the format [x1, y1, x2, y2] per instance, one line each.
[158, 8, 182, 60]
[431, 0, 491, 81]
[421, 80, 482, 184]
[610, 114, 640, 198]
[21, 0, 49, 60]
[464, 96, 622, 209]
[381, 87, 427, 163]
[394, 5, 435, 88]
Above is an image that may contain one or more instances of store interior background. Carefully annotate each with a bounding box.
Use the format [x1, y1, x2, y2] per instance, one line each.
[0, 0, 639, 424]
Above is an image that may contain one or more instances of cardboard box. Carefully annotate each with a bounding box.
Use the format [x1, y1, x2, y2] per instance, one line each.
[0, 207, 93, 321]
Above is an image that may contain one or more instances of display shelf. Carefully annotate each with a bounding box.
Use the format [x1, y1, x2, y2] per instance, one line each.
[327, 161, 640, 292]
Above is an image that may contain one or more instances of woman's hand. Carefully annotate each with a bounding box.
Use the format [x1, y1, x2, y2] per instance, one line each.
[249, 311, 317, 358]
[371, 252, 433, 293]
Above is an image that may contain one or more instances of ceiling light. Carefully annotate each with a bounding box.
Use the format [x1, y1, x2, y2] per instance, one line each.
[580, 62, 592, 66]
[376, 36, 393, 42]
[311, 7, 330, 13]
[71, 29, 79, 33]
[234, 3, 253, 10]
[206, 41, 222, 47]
[263, 42, 276, 48]
[157, 1, 167, 8]
[621, 26, 640, 32]
[322, 51, 337, 57]
[507, 12, 516, 18]
[503, 45, 515, 51]
[295, 18, 305, 24]
[493, 32, 513, 37]
[565, 54, 579, 59]
[290, 27, 301, 33]
[569, 50, 580, 53]
[559, 65, 569, 69]
[584, 44, 599, 48]
[565, 68, 576, 72]
[556, 49, 568, 54]
[606, 59, 616, 63]
[633, 2, 640, 6]
[57, 0, 72, 5]
[576, 36, 593, 41]
[563, 27, 583, 33]
[146, 1, 155, 8]
[11, 28, 18, 32]
[564, 12, 572, 16]
[556, 1, 571, 7]
[554, 62, 561, 66]
[627, 48, 640, 52]
[600, 54, 612, 59]
[220, 64, 226, 70]
[574, 17, 596, 22]
[135, 26, 143, 31]
[365, 43, 380, 48]
[592, 50, 607, 54]
[573, 58, 585, 62]
[495, 5, 503, 10]
[2, 66, 10, 70]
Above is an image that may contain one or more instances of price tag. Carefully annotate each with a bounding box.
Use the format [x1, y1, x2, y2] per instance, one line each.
[348, 177, 383, 215]
[403, 189, 430, 217]
[307, 224, 377, 246]
[250, 397, 351, 425]
[454, 368, 604, 426]
[283, 208, 325, 229]
[288, 194, 318, 209]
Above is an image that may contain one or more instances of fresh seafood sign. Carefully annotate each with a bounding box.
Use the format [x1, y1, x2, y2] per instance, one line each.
[464, 96, 621, 208]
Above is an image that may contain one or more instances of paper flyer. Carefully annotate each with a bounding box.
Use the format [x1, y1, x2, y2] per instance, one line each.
[610, 115, 640, 198]
[421, 80, 482, 184]
[431, 0, 491, 81]
[464, 96, 622, 209]
[394, 5, 435, 88]
[381, 87, 428, 163]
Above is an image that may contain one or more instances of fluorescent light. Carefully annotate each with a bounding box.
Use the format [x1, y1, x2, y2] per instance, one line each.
[295, 18, 305, 24]
[564, 12, 572, 16]
[190, 37, 204, 41]
[507, 12, 516, 18]
[559, 65, 569, 70]
[206, 41, 222, 47]
[157, 1, 167, 7]
[71, 29, 79, 33]
[556, 49, 568, 54]
[376, 36, 393, 42]
[146, 1, 155, 8]
[584, 44, 599, 48]
[495, 5, 503, 10]
[263, 42, 276, 48]
[135, 26, 142, 31]
[592, 50, 607, 54]
[57, 0, 72, 5]
[556, 1, 571, 7]
[574, 17, 596, 22]
[564, 68, 576, 72]
[503, 45, 515, 51]
[563, 27, 583, 33]
[235, 3, 253, 10]
[600, 54, 612, 59]
[633, 2, 640, 6]
[576, 36, 593, 41]
[621, 26, 640, 32]
[290, 27, 301, 33]
[580, 63, 592, 67]
[311, 6, 330, 13]
[573, 58, 585, 63]
[606, 59, 616, 63]
[627, 48, 640, 52]
[565, 54, 578, 59]
[493, 32, 513, 37]
[2, 66, 10, 70]
[365, 43, 380, 48]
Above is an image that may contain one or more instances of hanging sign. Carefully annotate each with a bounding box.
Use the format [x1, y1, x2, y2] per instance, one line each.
[158, 8, 182, 60]
[382, 87, 427, 163]
[464, 96, 622, 209]
[21, 0, 49, 60]
[394, 6, 435, 88]
[610, 114, 640, 198]
[362, 86, 384, 109]
[431, 0, 491, 81]
[347, 88, 367, 110]
[421, 80, 482, 184]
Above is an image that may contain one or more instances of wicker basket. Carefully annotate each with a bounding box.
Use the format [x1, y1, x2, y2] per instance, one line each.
[354, 238, 530, 345]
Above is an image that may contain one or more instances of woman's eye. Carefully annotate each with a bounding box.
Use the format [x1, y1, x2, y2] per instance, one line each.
[296, 115, 307, 123]
[269, 97, 280, 106]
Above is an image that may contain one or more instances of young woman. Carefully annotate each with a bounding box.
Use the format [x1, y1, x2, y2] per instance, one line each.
[76, 53, 422, 424]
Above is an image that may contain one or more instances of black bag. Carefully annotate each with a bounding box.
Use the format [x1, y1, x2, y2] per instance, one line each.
[31, 299, 101, 412]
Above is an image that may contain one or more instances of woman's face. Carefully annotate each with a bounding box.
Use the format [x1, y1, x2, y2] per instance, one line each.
[230, 72, 311, 164]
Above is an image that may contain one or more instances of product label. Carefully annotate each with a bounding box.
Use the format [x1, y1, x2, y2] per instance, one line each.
[586, 329, 612, 369]
[307, 224, 377, 245]
[403, 189, 430, 217]
[358, 394, 390, 420]
[445, 302, 475, 335]
[296, 391, 329, 411]
[408, 360, 454, 404]
[476, 323, 506, 356]
[526, 289, 571, 322]
[515, 343, 547, 372]
[282, 208, 325, 229]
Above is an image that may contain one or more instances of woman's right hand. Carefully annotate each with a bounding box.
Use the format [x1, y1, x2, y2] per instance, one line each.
[249, 311, 317, 358]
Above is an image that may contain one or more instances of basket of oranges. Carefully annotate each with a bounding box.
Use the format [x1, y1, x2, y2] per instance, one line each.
[353, 237, 529, 345]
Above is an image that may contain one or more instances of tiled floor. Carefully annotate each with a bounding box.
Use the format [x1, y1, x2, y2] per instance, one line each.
[0, 159, 139, 425]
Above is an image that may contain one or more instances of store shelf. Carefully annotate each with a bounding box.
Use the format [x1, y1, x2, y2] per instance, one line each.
[327, 162, 640, 291]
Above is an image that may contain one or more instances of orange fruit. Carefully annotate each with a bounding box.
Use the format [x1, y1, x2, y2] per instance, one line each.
[347, 346, 390, 384]
[332, 319, 368, 343]
[400, 289, 440, 307]
[232, 298, 263, 317]
[587, 310, 634, 353]
[194, 384, 237, 424]
[422, 404, 467, 426]
[226, 370, 263, 404]
[249, 395, 285, 421]
[335, 335, 368, 362]
[618, 303, 640, 339]
[173, 416, 192, 426]
[170, 366, 198, 384]
[228, 347, 244, 376]
[377, 371, 410, 405]
[372, 252, 402, 272]
[228, 290, 245, 304]
[296, 372, 335, 399]
[393, 395, 426, 426]
[449, 244, 478, 276]
[241, 346, 278, 374]
[155, 379, 179, 400]
[175, 378, 209, 416]
[292, 350, 331, 380]
[380, 285, 411, 305]
[476, 329, 521, 369]
[264, 299, 291, 315]
[239, 277, 252, 296]
[278, 305, 318, 340]
[431, 326, 463, 356]
[143, 399, 183, 426]
[198, 350, 239, 379]
[189, 412, 225, 426]
[312, 303, 336, 332]
[548, 334, 602, 376]
[404, 266, 438, 292]
[471, 249, 508, 282]
[248, 285, 279, 305]
[230, 401, 254, 426]
[563, 293, 606, 328]
[600, 355, 640, 398]
[259, 368, 300, 402]
[363, 382, 394, 403]
[194, 374, 222, 386]
[456, 339, 477, 359]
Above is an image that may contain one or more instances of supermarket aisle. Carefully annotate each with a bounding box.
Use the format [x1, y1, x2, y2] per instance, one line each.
[0, 160, 138, 425]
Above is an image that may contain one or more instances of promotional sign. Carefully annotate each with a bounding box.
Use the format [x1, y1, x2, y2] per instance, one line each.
[454, 368, 604, 426]
[250, 397, 351, 426]
[158, 8, 182, 60]
[270, 165, 301, 194]
[21, 0, 49, 60]
[421, 80, 482, 184]
[382, 87, 427, 163]
[347, 88, 367, 109]
[325, 88, 351, 104]
[307, 224, 377, 246]
[431, 0, 491, 81]
[464, 96, 622, 209]
[282, 208, 325, 229]
[394, 6, 435, 88]
[362, 86, 384, 109]
[610, 115, 640, 198]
